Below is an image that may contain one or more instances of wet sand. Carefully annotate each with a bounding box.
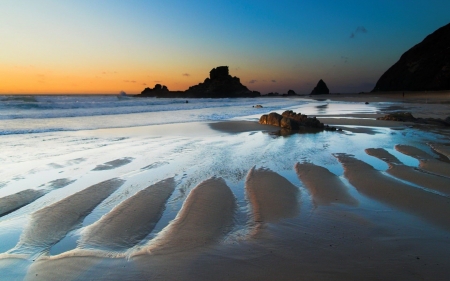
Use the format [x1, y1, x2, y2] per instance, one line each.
[80, 178, 175, 250]
[245, 168, 299, 224]
[295, 162, 357, 206]
[13, 179, 124, 255]
[395, 144, 450, 177]
[429, 143, 450, 159]
[133, 177, 236, 256]
[335, 153, 450, 231]
[0, 189, 47, 217]
[366, 148, 450, 195]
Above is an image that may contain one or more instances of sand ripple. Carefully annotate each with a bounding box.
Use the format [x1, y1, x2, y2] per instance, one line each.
[395, 145, 450, 177]
[0, 189, 47, 217]
[133, 177, 235, 255]
[336, 153, 450, 231]
[13, 179, 124, 255]
[80, 178, 175, 250]
[295, 162, 357, 206]
[245, 168, 299, 223]
[366, 148, 450, 195]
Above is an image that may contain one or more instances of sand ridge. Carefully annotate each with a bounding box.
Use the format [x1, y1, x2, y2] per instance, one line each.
[245, 167, 299, 224]
[13, 178, 124, 255]
[80, 177, 176, 251]
[366, 148, 450, 195]
[295, 162, 358, 206]
[133, 177, 236, 256]
[395, 144, 450, 177]
[0, 189, 47, 217]
[429, 143, 450, 160]
[335, 153, 450, 231]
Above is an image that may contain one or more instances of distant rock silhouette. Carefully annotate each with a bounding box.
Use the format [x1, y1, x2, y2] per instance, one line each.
[310, 79, 329, 95]
[185, 66, 259, 98]
[373, 22, 450, 91]
[139, 84, 170, 97]
[287, 89, 297, 96]
[136, 66, 259, 98]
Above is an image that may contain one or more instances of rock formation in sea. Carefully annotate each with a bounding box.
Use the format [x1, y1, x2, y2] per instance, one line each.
[259, 110, 338, 131]
[185, 66, 259, 98]
[287, 89, 297, 96]
[139, 84, 170, 97]
[310, 79, 329, 95]
[136, 66, 260, 98]
[373, 22, 450, 91]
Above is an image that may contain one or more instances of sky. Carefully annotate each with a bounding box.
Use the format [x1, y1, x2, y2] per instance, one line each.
[1, 0, 449, 95]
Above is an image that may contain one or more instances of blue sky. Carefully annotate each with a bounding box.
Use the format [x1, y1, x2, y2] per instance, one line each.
[1, 0, 449, 94]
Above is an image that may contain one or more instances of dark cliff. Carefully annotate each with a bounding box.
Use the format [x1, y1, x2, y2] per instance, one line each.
[373, 23, 450, 92]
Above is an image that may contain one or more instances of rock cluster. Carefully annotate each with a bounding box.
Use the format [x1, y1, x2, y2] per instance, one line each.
[377, 112, 450, 126]
[185, 66, 259, 98]
[259, 110, 338, 131]
[377, 112, 416, 122]
[310, 79, 330, 95]
[373, 22, 450, 91]
[139, 84, 169, 97]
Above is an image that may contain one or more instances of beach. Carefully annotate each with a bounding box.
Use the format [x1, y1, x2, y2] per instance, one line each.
[0, 92, 450, 280]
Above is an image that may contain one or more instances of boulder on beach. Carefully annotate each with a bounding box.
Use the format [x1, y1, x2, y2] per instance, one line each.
[377, 112, 417, 122]
[259, 110, 337, 131]
[373, 22, 450, 91]
[310, 79, 330, 95]
[377, 112, 450, 126]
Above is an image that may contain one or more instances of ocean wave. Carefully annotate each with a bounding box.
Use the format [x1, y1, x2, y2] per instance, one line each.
[0, 96, 308, 135]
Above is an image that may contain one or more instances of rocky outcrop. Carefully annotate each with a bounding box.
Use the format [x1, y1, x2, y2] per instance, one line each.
[287, 90, 297, 96]
[185, 66, 259, 98]
[377, 112, 450, 126]
[310, 79, 329, 95]
[373, 23, 450, 91]
[137, 66, 259, 98]
[138, 84, 170, 97]
[377, 112, 416, 122]
[259, 110, 338, 131]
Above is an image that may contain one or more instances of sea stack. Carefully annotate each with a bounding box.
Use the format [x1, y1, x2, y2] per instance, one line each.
[310, 79, 329, 95]
[373, 22, 450, 92]
[139, 84, 169, 96]
[185, 66, 259, 98]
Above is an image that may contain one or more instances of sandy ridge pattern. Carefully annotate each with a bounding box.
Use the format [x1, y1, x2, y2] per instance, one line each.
[395, 145, 450, 178]
[0, 189, 47, 217]
[80, 178, 176, 250]
[335, 153, 450, 231]
[133, 177, 235, 256]
[295, 162, 358, 206]
[13, 178, 124, 255]
[429, 143, 450, 160]
[245, 167, 299, 224]
[366, 148, 450, 195]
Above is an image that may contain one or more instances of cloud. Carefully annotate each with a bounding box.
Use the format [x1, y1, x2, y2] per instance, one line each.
[249, 79, 257, 84]
[356, 26, 367, 33]
[154, 80, 161, 83]
[182, 73, 190, 77]
[123, 80, 137, 83]
[350, 26, 368, 38]
[341, 56, 349, 63]
[142, 83, 147, 86]
[271, 80, 277, 83]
